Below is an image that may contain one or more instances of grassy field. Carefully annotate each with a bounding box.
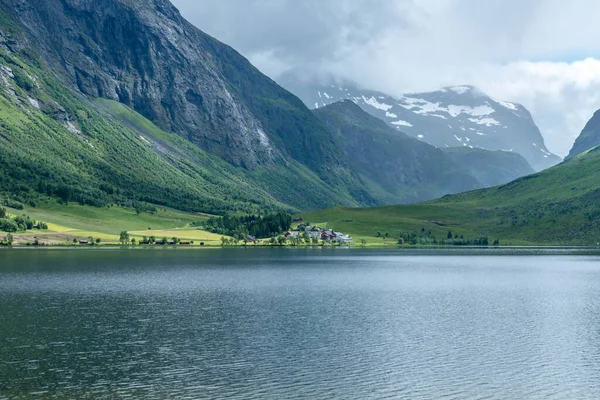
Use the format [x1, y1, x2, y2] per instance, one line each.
[3, 202, 219, 246]
[301, 147, 600, 246]
[128, 229, 224, 246]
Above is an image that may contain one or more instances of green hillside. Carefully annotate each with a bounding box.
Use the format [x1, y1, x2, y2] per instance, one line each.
[0, 0, 376, 211]
[0, 46, 280, 214]
[303, 146, 600, 245]
[0, 39, 367, 215]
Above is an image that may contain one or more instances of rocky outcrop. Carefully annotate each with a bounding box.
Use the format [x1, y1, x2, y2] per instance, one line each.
[567, 110, 600, 159]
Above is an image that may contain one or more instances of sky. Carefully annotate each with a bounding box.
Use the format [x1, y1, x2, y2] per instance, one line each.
[171, 0, 600, 157]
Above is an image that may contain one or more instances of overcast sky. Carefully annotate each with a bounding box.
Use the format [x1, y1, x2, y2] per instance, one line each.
[171, 0, 600, 157]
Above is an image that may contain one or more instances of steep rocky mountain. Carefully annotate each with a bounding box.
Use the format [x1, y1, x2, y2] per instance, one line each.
[567, 109, 600, 159]
[279, 76, 562, 172]
[314, 101, 534, 204]
[0, 0, 375, 211]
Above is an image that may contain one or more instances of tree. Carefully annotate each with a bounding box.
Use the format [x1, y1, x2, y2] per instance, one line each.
[311, 237, 319, 246]
[142, 236, 148, 244]
[171, 237, 180, 245]
[119, 231, 130, 245]
[397, 238, 404, 245]
[131, 238, 137, 245]
[96, 238, 101, 244]
[276, 235, 286, 245]
[149, 236, 156, 245]
[0, 207, 6, 219]
[72, 238, 78, 244]
[360, 239, 367, 247]
[6, 233, 13, 246]
[493, 239, 500, 246]
[221, 236, 228, 246]
[0, 219, 18, 232]
[376, 231, 382, 237]
[302, 231, 310, 243]
[447, 231, 453, 239]
[88, 236, 94, 245]
[162, 237, 168, 245]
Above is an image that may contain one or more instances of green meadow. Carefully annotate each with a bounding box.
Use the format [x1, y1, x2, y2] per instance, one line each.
[303, 147, 600, 246]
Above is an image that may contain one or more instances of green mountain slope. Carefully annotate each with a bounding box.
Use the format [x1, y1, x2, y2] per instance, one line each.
[0, 0, 372, 206]
[0, 5, 374, 213]
[441, 147, 534, 189]
[0, 47, 276, 213]
[567, 109, 600, 159]
[0, 41, 365, 214]
[313, 101, 534, 204]
[304, 146, 600, 245]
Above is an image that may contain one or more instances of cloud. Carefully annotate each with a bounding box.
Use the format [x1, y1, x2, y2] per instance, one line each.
[172, 0, 600, 157]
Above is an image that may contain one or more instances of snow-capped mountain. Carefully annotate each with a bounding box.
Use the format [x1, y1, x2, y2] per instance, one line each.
[279, 78, 561, 171]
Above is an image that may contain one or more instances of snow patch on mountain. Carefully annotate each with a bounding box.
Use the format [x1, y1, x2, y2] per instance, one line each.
[495, 99, 518, 111]
[278, 76, 562, 171]
[399, 98, 494, 119]
[391, 120, 413, 127]
[448, 86, 472, 94]
[362, 96, 392, 111]
[469, 117, 501, 127]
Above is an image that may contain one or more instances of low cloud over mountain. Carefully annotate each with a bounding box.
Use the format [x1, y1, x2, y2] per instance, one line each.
[173, 0, 600, 157]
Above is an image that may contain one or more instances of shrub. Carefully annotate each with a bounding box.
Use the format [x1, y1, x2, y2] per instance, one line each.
[2, 199, 24, 210]
[0, 219, 18, 232]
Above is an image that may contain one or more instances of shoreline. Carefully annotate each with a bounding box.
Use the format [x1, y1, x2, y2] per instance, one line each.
[1, 245, 600, 255]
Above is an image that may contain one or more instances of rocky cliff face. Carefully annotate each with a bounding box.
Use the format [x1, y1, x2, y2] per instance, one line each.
[567, 110, 600, 159]
[2, 0, 345, 173]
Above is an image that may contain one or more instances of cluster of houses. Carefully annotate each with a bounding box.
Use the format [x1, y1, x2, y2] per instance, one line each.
[284, 221, 353, 244]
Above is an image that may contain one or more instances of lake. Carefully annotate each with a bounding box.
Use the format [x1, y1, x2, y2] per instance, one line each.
[1, 248, 600, 399]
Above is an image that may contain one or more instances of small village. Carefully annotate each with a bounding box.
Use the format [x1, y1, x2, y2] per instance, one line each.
[284, 218, 354, 244]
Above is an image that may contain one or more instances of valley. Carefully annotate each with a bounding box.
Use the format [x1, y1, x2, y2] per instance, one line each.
[0, 0, 597, 248]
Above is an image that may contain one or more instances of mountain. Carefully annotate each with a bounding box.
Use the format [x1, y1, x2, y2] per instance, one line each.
[279, 76, 562, 172]
[0, 0, 539, 217]
[313, 101, 534, 204]
[567, 109, 600, 159]
[304, 143, 600, 245]
[0, 0, 376, 212]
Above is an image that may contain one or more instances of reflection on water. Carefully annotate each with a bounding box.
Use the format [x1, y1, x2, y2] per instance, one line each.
[1, 249, 600, 399]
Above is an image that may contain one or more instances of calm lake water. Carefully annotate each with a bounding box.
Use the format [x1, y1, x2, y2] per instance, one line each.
[1, 248, 600, 399]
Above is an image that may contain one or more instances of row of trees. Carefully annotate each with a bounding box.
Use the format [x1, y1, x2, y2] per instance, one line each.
[72, 233, 189, 246]
[392, 229, 499, 246]
[204, 213, 292, 239]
